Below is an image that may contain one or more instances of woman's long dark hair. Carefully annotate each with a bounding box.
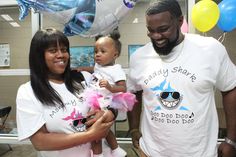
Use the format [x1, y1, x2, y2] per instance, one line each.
[29, 28, 83, 107]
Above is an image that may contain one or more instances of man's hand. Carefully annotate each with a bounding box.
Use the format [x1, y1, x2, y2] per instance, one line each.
[218, 142, 236, 157]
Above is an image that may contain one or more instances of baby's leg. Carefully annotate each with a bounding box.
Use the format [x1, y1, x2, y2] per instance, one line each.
[92, 140, 103, 157]
[106, 130, 127, 157]
[106, 130, 118, 150]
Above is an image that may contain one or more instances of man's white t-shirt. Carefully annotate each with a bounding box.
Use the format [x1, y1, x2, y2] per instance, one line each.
[127, 34, 236, 157]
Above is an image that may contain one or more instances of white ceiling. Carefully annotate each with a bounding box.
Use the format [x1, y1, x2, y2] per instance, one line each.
[0, 0, 17, 6]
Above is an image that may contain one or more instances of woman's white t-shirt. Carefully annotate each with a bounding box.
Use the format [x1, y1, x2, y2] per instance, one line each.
[16, 72, 111, 157]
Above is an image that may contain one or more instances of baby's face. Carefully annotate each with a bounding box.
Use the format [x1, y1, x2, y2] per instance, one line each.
[94, 37, 118, 66]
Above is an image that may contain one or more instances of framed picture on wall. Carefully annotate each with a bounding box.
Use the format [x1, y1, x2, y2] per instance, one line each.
[0, 43, 10, 67]
[70, 46, 94, 68]
[128, 44, 143, 61]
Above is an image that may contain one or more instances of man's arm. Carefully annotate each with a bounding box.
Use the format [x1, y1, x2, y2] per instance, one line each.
[223, 87, 236, 142]
[218, 87, 236, 157]
[127, 90, 143, 148]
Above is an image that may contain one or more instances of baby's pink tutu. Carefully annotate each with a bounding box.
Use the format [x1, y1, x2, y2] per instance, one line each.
[83, 88, 136, 112]
[110, 92, 136, 111]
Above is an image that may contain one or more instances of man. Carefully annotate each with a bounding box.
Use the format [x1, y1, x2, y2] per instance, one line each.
[127, 0, 236, 157]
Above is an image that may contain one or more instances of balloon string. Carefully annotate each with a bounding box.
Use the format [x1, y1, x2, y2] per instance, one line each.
[218, 32, 226, 43]
[202, 32, 207, 36]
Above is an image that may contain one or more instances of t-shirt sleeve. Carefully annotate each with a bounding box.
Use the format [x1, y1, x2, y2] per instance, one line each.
[127, 70, 142, 93]
[81, 71, 92, 84]
[127, 49, 143, 93]
[215, 51, 236, 91]
[111, 64, 126, 82]
[16, 83, 45, 141]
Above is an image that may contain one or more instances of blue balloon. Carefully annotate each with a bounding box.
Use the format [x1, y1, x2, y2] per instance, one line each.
[217, 0, 236, 32]
[17, 0, 83, 19]
[16, 0, 137, 37]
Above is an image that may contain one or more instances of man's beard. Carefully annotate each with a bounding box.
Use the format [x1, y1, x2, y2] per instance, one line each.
[151, 29, 179, 56]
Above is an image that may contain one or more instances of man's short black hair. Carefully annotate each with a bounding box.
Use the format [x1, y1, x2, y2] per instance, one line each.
[146, 0, 182, 19]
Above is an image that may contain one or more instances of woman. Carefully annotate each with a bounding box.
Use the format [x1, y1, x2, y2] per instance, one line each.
[16, 28, 115, 157]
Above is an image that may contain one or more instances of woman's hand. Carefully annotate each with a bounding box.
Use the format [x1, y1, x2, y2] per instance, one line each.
[102, 109, 115, 122]
[85, 109, 104, 127]
[86, 112, 113, 141]
[85, 109, 114, 126]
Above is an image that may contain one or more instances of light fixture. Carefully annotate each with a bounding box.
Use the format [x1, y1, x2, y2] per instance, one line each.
[9, 22, 20, 27]
[1, 14, 13, 21]
[132, 18, 138, 24]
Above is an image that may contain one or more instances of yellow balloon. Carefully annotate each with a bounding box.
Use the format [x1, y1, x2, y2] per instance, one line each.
[191, 0, 220, 32]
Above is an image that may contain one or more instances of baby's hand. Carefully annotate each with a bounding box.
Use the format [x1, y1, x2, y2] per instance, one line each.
[99, 79, 111, 90]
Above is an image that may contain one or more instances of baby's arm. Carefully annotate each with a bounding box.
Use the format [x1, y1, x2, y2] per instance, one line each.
[99, 79, 126, 93]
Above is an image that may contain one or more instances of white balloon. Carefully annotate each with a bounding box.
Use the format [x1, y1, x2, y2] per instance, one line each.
[17, 0, 137, 37]
[84, 0, 136, 37]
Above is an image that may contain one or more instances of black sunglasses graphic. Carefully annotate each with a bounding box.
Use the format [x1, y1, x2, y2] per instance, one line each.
[160, 92, 180, 99]
[73, 118, 87, 127]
